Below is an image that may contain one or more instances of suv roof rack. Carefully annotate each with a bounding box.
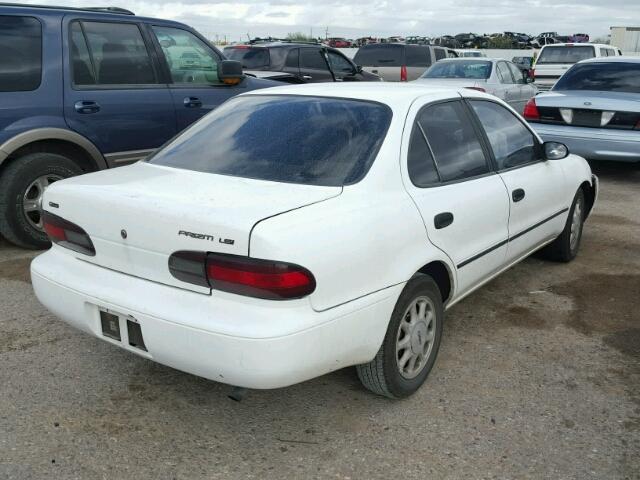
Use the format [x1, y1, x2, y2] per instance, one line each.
[0, 3, 135, 15]
[248, 37, 321, 45]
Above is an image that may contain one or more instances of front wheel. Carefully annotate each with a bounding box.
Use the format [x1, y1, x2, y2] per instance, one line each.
[356, 275, 444, 398]
[540, 189, 585, 262]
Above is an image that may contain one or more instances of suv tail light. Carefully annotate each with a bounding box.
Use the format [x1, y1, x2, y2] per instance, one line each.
[169, 251, 316, 300]
[43, 211, 95, 256]
[400, 65, 408, 82]
[529, 68, 535, 79]
[523, 98, 540, 120]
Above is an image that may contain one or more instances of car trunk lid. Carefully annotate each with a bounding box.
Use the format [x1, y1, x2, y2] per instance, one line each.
[535, 91, 640, 129]
[44, 162, 342, 293]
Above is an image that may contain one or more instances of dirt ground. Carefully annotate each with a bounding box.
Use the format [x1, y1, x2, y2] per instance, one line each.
[0, 161, 638, 480]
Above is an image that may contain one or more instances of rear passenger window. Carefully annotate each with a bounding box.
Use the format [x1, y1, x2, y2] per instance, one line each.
[419, 101, 490, 182]
[285, 48, 299, 68]
[407, 120, 439, 186]
[299, 48, 329, 70]
[470, 100, 538, 170]
[405, 46, 431, 67]
[496, 62, 514, 83]
[0, 16, 42, 92]
[70, 22, 96, 85]
[434, 48, 446, 61]
[79, 21, 156, 85]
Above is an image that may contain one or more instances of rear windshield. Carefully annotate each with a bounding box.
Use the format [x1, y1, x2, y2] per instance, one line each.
[354, 44, 403, 67]
[149, 95, 392, 187]
[536, 46, 595, 64]
[423, 60, 492, 79]
[553, 62, 640, 93]
[224, 47, 270, 68]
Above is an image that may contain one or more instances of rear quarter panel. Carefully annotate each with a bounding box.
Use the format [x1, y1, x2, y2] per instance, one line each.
[249, 187, 455, 312]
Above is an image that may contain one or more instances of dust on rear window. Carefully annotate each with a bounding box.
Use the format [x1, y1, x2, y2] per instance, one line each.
[149, 95, 392, 187]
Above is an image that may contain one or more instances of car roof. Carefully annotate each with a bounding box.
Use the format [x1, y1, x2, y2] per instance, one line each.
[0, 3, 189, 27]
[241, 83, 479, 106]
[541, 43, 612, 48]
[576, 56, 640, 64]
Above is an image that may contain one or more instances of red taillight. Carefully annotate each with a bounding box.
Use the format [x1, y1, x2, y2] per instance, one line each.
[42, 211, 95, 256]
[529, 68, 535, 79]
[400, 65, 407, 82]
[169, 251, 316, 300]
[523, 98, 540, 120]
[464, 86, 486, 93]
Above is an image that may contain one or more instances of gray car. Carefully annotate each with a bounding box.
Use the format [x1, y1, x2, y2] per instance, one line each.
[412, 58, 538, 112]
[525, 57, 640, 162]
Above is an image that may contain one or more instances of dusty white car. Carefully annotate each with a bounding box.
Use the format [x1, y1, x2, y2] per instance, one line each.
[31, 84, 597, 398]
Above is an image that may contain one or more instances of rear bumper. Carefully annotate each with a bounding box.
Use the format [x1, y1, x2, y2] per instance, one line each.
[532, 124, 640, 162]
[31, 248, 401, 389]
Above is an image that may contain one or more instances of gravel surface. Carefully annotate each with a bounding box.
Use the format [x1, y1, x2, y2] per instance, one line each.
[1, 161, 638, 480]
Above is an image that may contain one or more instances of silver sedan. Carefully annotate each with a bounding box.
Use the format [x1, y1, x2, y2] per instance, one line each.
[413, 58, 538, 112]
[525, 57, 640, 163]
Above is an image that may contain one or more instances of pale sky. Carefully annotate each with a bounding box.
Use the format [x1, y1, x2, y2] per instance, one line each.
[26, 0, 640, 42]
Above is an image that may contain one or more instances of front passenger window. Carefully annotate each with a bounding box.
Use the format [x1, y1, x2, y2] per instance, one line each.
[299, 48, 329, 71]
[470, 100, 538, 170]
[152, 26, 221, 84]
[419, 101, 490, 182]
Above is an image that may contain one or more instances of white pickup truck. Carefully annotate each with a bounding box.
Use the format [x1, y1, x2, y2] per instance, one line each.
[533, 43, 621, 91]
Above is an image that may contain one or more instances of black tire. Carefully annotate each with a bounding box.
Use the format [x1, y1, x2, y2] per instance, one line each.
[540, 188, 585, 262]
[0, 152, 83, 249]
[356, 275, 444, 398]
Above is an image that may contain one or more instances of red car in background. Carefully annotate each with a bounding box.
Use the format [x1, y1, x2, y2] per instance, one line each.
[326, 37, 352, 48]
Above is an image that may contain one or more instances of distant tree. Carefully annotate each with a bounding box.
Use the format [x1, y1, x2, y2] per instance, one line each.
[487, 36, 514, 49]
[286, 32, 314, 42]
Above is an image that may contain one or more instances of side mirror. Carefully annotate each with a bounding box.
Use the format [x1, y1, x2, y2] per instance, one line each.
[544, 141, 569, 160]
[217, 60, 245, 85]
[356, 65, 363, 73]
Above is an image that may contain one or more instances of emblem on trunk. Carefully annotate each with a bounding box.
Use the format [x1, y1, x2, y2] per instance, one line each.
[178, 230, 235, 245]
[121, 229, 127, 239]
[584, 101, 592, 106]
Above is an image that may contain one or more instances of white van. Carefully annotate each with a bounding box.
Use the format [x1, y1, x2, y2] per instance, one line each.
[533, 43, 621, 91]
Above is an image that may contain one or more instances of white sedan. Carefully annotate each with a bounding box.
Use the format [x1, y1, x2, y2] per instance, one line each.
[413, 58, 538, 113]
[31, 84, 597, 398]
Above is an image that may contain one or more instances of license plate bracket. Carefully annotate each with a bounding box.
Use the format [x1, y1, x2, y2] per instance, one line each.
[100, 310, 121, 341]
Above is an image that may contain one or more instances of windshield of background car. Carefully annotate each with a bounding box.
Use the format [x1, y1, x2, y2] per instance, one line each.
[553, 62, 640, 93]
[353, 45, 403, 66]
[149, 96, 393, 187]
[224, 47, 270, 68]
[536, 46, 595, 64]
[422, 61, 492, 79]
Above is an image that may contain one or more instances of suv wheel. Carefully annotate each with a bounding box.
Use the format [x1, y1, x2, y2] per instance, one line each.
[0, 152, 83, 249]
[356, 275, 444, 398]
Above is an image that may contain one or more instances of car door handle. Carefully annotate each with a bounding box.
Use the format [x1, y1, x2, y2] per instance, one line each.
[434, 212, 454, 229]
[301, 75, 312, 80]
[74, 101, 100, 114]
[512, 188, 526, 202]
[183, 97, 202, 108]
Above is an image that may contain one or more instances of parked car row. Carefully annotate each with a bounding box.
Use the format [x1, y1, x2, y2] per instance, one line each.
[5, 3, 636, 402]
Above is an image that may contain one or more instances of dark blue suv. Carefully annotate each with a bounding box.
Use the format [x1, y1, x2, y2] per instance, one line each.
[0, 4, 275, 248]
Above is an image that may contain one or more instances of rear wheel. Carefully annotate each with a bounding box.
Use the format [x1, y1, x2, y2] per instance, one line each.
[0, 152, 83, 249]
[356, 275, 444, 398]
[540, 189, 585, 262]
